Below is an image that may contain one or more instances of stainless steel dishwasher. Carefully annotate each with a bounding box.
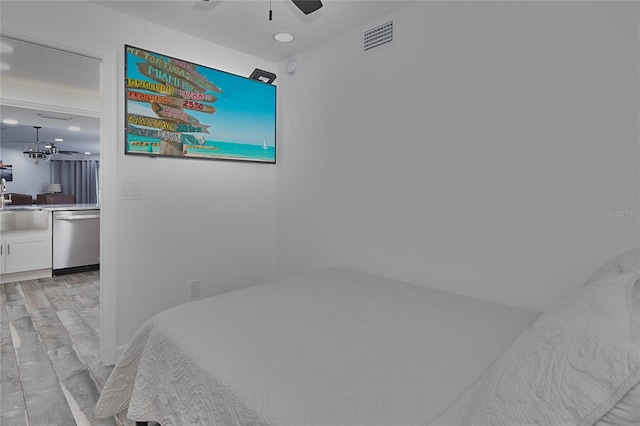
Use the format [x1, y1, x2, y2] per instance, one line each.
[53, 209, 100, 274]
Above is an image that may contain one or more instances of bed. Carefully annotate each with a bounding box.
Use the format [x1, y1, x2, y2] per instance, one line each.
[96, 248, 640, 425]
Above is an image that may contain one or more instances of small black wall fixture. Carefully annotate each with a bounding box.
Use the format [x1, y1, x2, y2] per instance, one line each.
[249, 68, 277, 84]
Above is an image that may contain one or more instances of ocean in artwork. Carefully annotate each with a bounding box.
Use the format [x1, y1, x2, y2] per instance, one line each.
[126, 134, 275, 162]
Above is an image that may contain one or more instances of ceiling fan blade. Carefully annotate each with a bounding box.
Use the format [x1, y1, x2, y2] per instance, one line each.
[291, 0, 323, 15]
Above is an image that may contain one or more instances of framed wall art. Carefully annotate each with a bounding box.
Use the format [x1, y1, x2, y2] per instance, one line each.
[125, 45, 276, 163]
[0, 162, 13, 181]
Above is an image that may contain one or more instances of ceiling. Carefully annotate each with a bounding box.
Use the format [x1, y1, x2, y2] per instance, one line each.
[0, 1, 411, 157]
[0, 105, 101, 155]
[92, 0, 412, 62]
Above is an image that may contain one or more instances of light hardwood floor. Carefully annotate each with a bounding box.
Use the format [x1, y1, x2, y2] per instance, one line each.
[1, 271, 132, 426]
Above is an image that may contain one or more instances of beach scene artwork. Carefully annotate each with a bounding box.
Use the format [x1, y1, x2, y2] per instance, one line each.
[125, 45, 276, 163]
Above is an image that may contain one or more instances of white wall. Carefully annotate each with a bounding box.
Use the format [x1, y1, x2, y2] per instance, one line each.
[0, 147, 97, 198]
[276, 1, 640, 312]
[1, 1, 278, 351]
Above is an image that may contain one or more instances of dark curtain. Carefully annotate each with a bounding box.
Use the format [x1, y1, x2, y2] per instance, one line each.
[51, 160, 100, 204]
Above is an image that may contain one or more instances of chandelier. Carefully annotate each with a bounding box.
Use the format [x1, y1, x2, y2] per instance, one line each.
[23, 126, 53, 165]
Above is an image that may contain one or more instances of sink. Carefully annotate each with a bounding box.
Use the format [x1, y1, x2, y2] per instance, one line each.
[0, 210, 50, 232]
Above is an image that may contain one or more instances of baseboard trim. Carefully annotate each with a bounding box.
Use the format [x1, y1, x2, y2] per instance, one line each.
[53, 264, 100, 276]
[1, 268, 52, 284]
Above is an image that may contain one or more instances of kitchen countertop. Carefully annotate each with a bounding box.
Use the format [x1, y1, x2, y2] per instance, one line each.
[1, 204, 100, 212]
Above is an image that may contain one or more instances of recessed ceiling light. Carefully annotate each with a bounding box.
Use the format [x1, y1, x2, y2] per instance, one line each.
[68, 126, 81, 131]
[274, 32, 295, 43]
[0, 63, 10, 71]
[84, 152, 92, 155]
[2, 119, 18, 125]
[55, 138, 64, 142]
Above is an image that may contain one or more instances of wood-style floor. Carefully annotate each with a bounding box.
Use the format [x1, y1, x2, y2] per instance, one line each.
[1, 271, 132, 426]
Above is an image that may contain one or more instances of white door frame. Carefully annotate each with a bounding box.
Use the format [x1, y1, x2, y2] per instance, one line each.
[0, 34, 118, 365]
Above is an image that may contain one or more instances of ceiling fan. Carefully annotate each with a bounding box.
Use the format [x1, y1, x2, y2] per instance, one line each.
[44, 142, 78, 156]
[22, 126, 78, 165]
[201, 0, 323, 16]
[290, 0, 323, 15]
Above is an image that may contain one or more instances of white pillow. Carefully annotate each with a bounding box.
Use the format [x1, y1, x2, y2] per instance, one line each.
[595, 381, 640, 425]
[583, 248, 640, 287]
[433, 272, 640, 425]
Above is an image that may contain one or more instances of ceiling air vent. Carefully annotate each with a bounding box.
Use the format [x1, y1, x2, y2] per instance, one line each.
[363, 21, 394, 54]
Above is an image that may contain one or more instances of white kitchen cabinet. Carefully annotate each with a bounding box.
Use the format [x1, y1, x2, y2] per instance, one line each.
[0, 209, 52, 283]
[1, 233, 52, 274]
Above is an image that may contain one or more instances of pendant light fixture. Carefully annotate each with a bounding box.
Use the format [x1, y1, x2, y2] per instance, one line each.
[23, 126, 52, 165]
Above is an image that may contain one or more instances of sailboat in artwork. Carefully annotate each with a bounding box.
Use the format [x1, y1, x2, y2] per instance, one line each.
[262, 139, 268, 150]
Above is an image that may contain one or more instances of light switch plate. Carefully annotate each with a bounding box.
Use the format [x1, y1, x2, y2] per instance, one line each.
[122, 182, 142, 200]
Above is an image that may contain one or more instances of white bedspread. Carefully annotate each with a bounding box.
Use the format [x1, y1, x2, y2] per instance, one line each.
[96, 268, 539, 425]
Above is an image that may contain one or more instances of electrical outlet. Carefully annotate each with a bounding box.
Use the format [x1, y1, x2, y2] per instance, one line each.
[190, 280, 201, 299]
